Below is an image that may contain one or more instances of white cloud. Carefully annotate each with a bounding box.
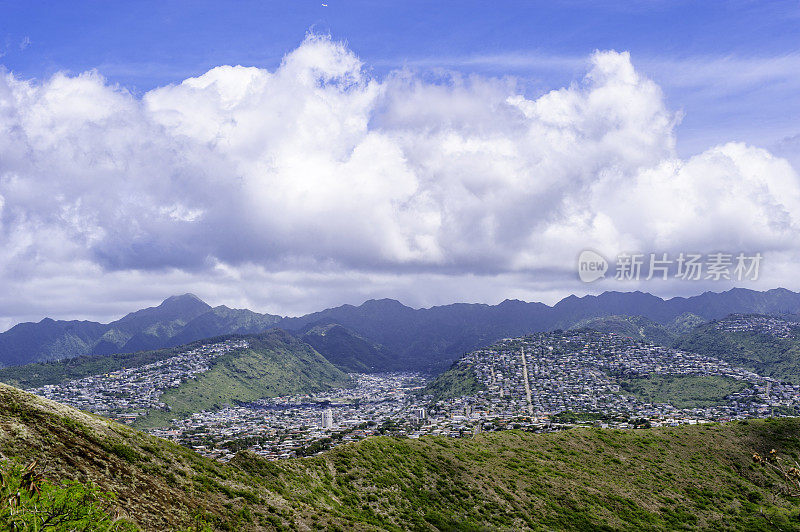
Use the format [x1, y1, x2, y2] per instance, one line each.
[1, 34, 800, 323]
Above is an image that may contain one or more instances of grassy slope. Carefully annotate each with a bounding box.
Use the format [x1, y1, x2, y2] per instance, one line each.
[572, 313, 707, 347]
[0, 382, 293, 531]
[572, 315, 678, 345]
[266, 421, 800, 531]
[421, 363, 485, 401]
[619, 374, 749, 409]
[676, 324, 800, 384]
[137, 330, 350, 428]
[4, 382, 800, 530]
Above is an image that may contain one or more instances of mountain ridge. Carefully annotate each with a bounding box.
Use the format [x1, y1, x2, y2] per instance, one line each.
[5, 288, 800, 371]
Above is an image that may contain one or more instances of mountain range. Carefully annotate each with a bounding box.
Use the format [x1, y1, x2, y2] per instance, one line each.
[4, 288, 800, 371]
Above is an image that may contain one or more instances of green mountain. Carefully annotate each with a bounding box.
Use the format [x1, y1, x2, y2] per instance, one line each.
[3, 382, 800, 530]
[300, 323, 396, 372]
[279, 288, 800, 371]
[421, 360, 485, 401]
[0, 295, 282, 367]
[137, 330, 350, 427]
[669, 312, 709, 337]
[0, 330, 350, 429]
[676, 314, 800, 384]
[168, 305, 283, 346]
[571, 313, 707, 346]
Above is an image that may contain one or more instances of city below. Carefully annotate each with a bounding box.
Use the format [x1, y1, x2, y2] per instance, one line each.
[28, 314, 800, 462]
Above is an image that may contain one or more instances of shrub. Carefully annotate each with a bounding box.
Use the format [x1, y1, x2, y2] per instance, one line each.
[0, 458, 135, 530]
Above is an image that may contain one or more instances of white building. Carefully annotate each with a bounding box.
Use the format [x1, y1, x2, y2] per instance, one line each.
[320, 408, 334, 429]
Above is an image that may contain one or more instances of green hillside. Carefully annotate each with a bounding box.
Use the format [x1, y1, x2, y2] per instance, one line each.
[421, 362, 485, 401]
[137, 330, 350, 427]
[3, 382, 800, 530]
[300, 323, 396, 372]
[619, 374, 749, 409]
[572, 313, 706, 346]
[0, 330, 351, 429]
[676, 320, 800, 384]
[571, 314, 676, 345]
[0, 382, 294, 530]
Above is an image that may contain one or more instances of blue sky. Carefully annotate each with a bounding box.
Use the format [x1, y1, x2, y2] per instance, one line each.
[1, 1, 800, 325]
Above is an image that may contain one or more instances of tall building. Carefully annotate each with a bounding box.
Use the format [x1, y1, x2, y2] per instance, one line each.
[320, 408, 334, 429]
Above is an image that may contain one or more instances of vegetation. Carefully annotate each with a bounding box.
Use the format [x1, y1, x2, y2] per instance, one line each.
[550, 410, 610, 424]
[572, 314, 678, 345]
[668, 313, 708, 337]
[4, 382, 800, 529]
[300, 323, 396, 372]
[0, 381, 294, 530]
[572, 313, 706, 346]
[619, 374, 749, 409]
[676, 322, 800, 384]
[421, 362, 485, 401]
[0, 459, 135, 530]
[136, 330, 350, 428]
[0, 341, 209, 389]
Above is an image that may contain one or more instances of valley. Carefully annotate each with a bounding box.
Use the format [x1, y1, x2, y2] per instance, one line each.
[4, 294, 800, 528]
[9, 312, 800, 464]
[3, 381, 800, 530]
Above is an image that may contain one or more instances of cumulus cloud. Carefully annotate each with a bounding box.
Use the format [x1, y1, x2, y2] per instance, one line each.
[1, 34, 799, 323]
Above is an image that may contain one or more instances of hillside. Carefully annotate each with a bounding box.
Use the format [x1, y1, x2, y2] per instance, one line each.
[571, 313, 706, 345]
[0, 340, 211, 389]
[571, 314, 677, 345]
[421, 361, 485, 401]
[676, 314, 800, 384]
[137, 330, 350, 427]
[0, 330, 350, 430]
[300, 323, 396, 372]
[618, 374, 749, 409]
[5, 288, 800, 371]
[0, 382, 285, 530]
[3, 383, 800, 530]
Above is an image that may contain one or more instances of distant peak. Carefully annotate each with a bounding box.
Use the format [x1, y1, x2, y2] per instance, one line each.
[163, 293, 206, 305]
[155, 294, 211, 313]
[498, 299, 532, 308]
[361, 298, 406, 308]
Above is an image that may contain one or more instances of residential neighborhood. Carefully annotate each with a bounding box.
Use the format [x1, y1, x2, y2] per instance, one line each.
[24, 321, 800, 462]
